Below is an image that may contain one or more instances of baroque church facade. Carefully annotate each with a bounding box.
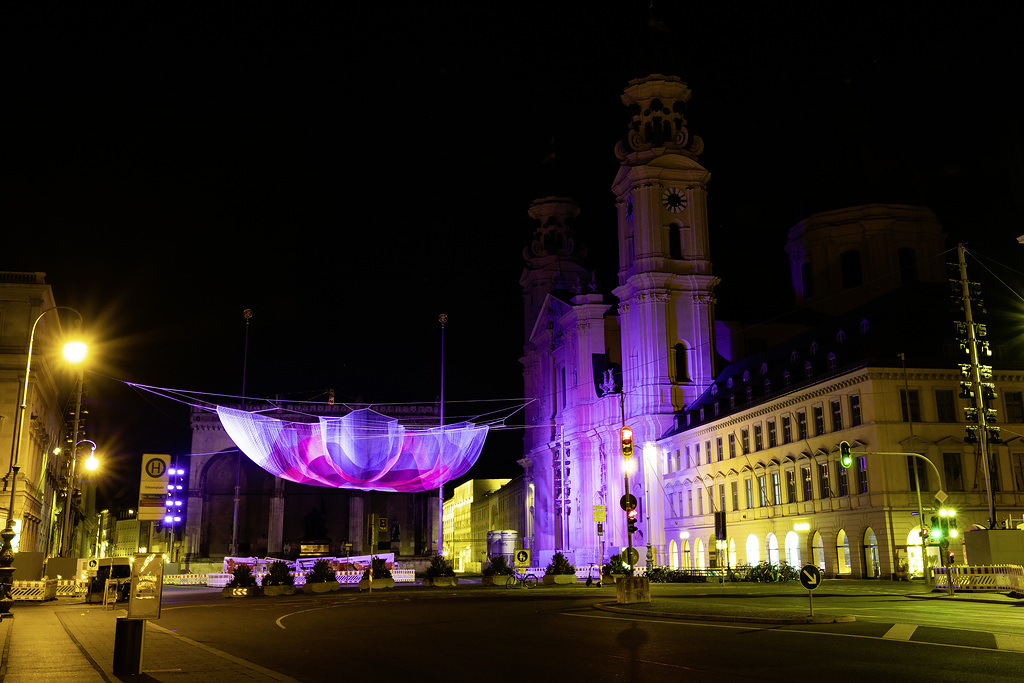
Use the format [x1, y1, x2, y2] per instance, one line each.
[518, 72, 1024, 578]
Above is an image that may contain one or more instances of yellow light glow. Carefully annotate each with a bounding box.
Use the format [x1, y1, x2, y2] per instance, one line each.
[63, 340, 88, 364]
[794, 522, 810, 531]
[85, 454, 99, 471]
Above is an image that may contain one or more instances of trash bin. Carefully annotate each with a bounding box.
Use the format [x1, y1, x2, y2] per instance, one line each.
[113, 617, 145, 675]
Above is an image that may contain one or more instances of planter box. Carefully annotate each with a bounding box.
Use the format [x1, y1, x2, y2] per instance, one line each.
[304, 580, 340, 594]
[262, 585, 296, 597]
[222, 586, 262, 598]
[543, 574, 578, 585]
[422, 576, 458, 587]
[481, 575, 512, 587]
[358, 578, 395, 591]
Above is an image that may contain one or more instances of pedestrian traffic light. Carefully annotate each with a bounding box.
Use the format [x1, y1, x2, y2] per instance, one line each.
[620, 425, 634, 459]
[839, 441, 853, 468]
[626, 507, 638, 535]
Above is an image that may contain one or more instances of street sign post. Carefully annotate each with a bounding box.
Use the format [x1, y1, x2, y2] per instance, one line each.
[799, 564, 822, 616]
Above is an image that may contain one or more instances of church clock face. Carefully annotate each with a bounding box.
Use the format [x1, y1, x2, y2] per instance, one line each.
[662, 187, 687, 213]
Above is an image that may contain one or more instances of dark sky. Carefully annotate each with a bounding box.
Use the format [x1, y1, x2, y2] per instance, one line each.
[7, 2, 1023, 506]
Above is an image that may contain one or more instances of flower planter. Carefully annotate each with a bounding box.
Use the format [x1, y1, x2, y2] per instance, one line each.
[481, 575, 511, 587]
[262, 585, 296, 597]
[222, 586, 262, 598]
[358, 578, 395, 591]
[543, 574, 578, 585]
[422, 576, 458, 587]
[304, 580, 340, 594]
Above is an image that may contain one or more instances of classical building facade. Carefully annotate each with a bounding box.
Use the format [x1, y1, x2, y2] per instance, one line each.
[0, 272, 81, 558]
[518, 71, 1024, 578]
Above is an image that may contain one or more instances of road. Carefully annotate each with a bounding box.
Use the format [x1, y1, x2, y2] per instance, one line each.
[157, 583, 1024, 682]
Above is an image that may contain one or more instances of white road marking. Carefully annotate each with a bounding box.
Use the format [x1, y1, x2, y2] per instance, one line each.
[883, 623, 918, 641]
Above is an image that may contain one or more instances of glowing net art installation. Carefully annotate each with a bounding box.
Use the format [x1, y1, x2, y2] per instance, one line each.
[216, 406, 489, 493]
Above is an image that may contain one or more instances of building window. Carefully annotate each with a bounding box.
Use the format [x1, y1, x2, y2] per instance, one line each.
[764, 379, 771, 397]
[728, 434, 736, 459]
[767, 420, 777, 448]
[1006, 391, 1024, 423]
[857, 457, 868, 494]
[936, 389, 957, 423]
[706, 440, 712, 465]
[841, 250, 862, 288]
[687, 489, 693, 517]
[813, 405, 825, 436]
[758, 475, 768, 507]
[828, 353, 837, 373]
[837, 465, 849, 496]
[772, 472, 782, 506]
[745, 479, 754, 508]
[716, 438, 723, 462]
[907, 456, 929, 491]
[731, 481, 739, 510]
[684, 446, 691, 469]
[783, 371, 791, 388]
[741, 429, 750, 455]
[850, 395, 861, 426]
[802, 466, 813, 500]
[898, 247, 918, 284]
[674, 343, 689, 382]
[782, 416, 792, 444]
[697, 488, 703, 516]
[943, 452, 964, 491]
[831, 400, 842, 432]
[797, 411, 808, 440]
[1012, 453, 1024, 492]
[754, 425, 763, 451]
[818, 462, 831, 498]
[786, 470, 796, 503]
[804, 361, 813, 380]
[719, 484, 726, 514]
[900, 389, 922, 422]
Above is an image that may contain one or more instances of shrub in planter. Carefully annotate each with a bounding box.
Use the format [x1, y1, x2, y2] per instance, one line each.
[423, 554, 457, 587]
[603, 553, 627, 582]
[304, 558, 340, 593]
[359, 556, 394, 590]
[223, 564, 261, 597]
[262, 561, 296, 596]
[544, 552, 577, 585]
[481, 555, 514, 586]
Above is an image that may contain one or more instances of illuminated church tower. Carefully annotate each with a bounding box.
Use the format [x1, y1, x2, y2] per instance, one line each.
[611, 74, 718, 422]
[520, 72, 718, 568]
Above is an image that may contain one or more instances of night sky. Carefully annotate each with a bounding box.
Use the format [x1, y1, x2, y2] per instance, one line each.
[8, 2, 1023, 507]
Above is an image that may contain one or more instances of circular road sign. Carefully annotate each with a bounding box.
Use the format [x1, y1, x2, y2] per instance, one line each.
[623, 547, 640, 566]
[619, 494, 637, 512]
[799, 564, 822, 590]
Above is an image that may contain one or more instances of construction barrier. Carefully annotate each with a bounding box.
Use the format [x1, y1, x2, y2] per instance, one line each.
[205, 566, 417, 588]
[12, 579, 57, 601]
[163, 573, 209, 586]
[933, 564, 1024, 591]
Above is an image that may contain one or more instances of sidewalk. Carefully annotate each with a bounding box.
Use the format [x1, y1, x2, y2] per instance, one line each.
[0, 599, 297, 682]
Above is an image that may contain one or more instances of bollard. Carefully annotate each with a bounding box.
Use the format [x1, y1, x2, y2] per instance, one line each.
[113, 617, 146, 675]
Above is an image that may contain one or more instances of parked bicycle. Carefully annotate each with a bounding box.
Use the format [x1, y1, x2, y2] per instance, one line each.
[505, 566, 538, 589]
[748, 561, 800, 583]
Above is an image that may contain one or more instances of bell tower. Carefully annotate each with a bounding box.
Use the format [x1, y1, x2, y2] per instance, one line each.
[611, 74, 718, 416]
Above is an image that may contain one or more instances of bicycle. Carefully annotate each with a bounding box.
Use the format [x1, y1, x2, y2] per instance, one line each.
[585, 563, 602, 587]
[505, 566, 538, 589]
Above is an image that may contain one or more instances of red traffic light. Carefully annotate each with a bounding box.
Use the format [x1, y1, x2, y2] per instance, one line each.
[620, 426, 634, 458]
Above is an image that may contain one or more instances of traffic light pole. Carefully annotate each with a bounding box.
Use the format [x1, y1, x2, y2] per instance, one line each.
[862, 450, 943, 582]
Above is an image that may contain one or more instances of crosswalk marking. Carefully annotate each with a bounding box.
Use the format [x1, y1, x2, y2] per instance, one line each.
[883, 623, 918, 641]
[993, 633, 1024, 652]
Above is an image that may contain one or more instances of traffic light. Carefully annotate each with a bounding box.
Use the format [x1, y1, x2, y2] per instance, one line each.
[941, 508, 958, 538]
[929, 515, 942, 541]
[626, 507, 639, 535]
[839, 441, 853, 468]
[620, 425, 634, 459]
[920, 528, 930, 541]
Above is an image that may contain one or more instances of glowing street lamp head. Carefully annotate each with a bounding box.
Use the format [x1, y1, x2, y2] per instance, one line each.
[84, 453, 99, 472]
[63, 340, 88, 364]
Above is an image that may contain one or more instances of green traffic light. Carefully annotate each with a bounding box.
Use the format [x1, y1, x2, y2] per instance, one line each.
[839, 441, 853, 468]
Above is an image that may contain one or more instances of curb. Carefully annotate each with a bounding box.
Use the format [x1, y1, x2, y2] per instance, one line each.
[592, 600, 856, 625]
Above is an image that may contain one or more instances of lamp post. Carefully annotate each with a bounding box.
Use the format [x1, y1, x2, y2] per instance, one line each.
[62, 439, 98, 557]
[642, 442, 657, 571]
[2, 306, 85, 619]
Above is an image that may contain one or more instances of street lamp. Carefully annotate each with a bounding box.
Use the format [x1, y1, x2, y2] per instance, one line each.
[2, 306, 85, 619]
[642, 442, 657, 571]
